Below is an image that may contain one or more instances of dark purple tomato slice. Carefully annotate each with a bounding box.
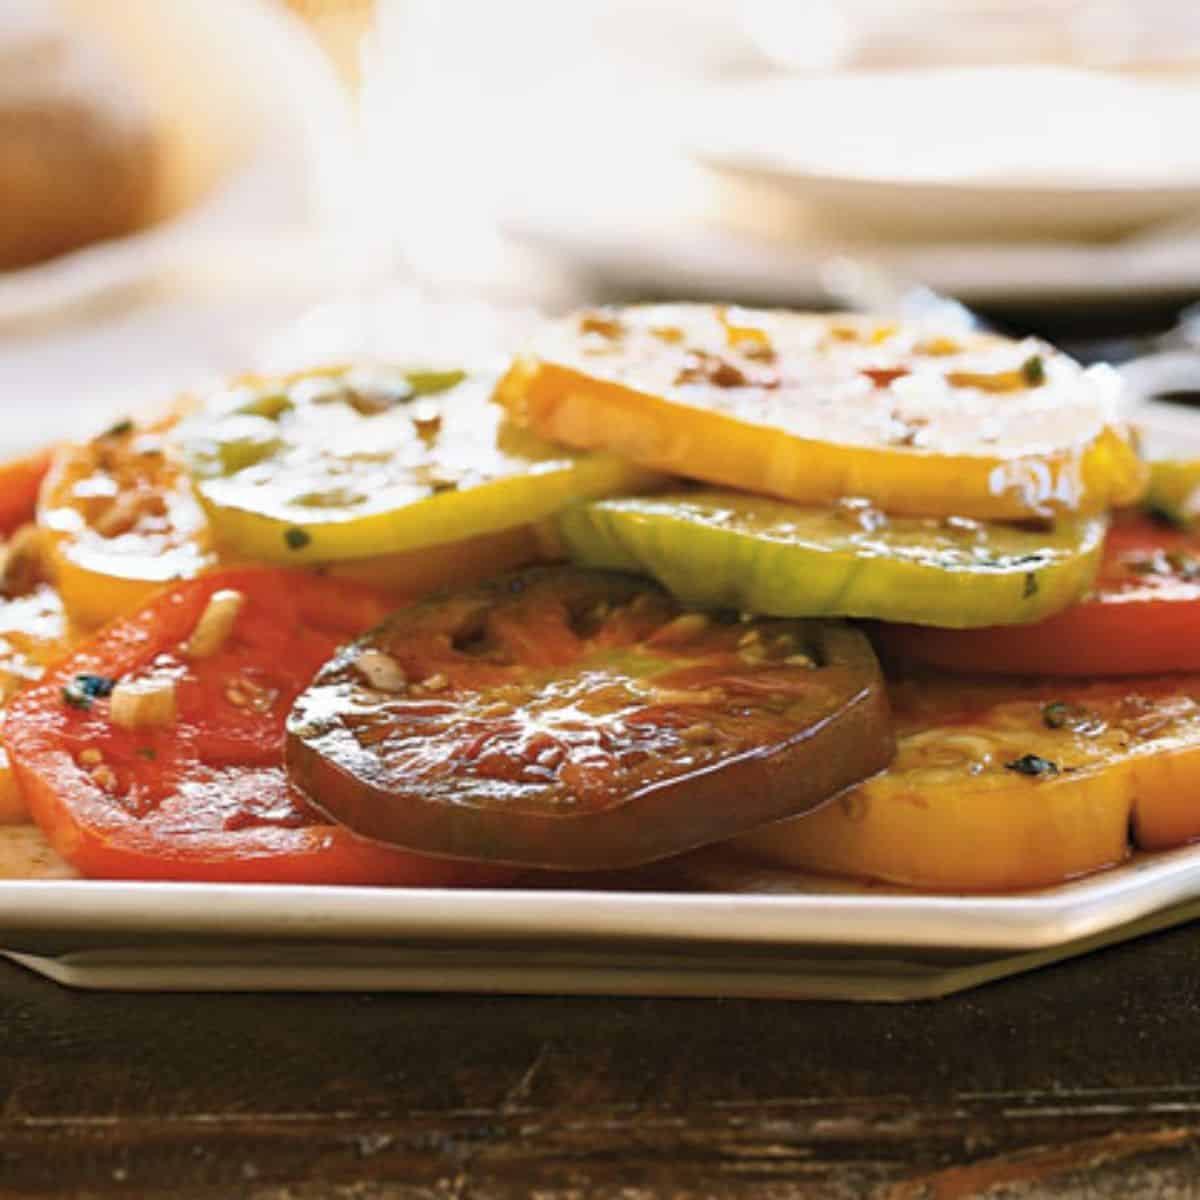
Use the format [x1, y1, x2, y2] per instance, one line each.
[285, 566, 893, 869]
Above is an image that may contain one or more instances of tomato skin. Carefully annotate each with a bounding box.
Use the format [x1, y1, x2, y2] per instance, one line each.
[876, 515, 1200, 677]
[287, 567, 894, 870]
[558, 491, 1106, 628]
[0, 447, 53, 535]
[181, 366, 663, 565]
[740, 670, 1200, 891]
[495, 304, 1146, 521]
[3, 568, 512, 885]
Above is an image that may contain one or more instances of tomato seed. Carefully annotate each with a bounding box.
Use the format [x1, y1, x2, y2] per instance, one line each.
[91, 764, 119, 792]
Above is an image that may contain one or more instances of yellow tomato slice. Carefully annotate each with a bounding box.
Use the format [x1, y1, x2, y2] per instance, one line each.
[0, 581, 71, 702]
[1144, 458, 1200, 529]
[737, 674, 1200, 891]
[38, 417, 217, 628]
[37, 399, 559, 627]
[181, 366, 665, 564]
[0, 446, 54, 535]
[0, 532, 76, 822]
[496, 305, 1146, 520]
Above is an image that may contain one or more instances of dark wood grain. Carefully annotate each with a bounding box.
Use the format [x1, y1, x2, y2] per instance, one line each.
[4, 918, 1200, 1198]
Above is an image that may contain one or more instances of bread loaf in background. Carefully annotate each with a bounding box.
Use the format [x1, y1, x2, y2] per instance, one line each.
[0, 1, 162, 270]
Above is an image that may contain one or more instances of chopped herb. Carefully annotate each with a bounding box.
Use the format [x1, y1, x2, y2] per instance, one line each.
[1022, 571, 1039, 598]
[284, 527, 311, 551]
[1042, 702, 1071, 729]
[136, 747, 157, 761]
[1147, 505, 1186, 530]
[99, 418, 133, 439]
[1020, 355, 1046, 386]
[1005, 753, 1060, 777]
[61, 673, 115, 711]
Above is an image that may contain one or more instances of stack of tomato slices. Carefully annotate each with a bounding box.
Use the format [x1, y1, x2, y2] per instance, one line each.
[3, 304, 1199, 892]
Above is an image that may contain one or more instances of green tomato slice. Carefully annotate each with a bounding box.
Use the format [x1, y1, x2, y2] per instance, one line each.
[557, 491, 1107, 628]
[180, 367, 664, 564]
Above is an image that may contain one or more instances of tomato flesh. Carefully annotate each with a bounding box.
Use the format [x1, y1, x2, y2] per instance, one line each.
[2, 568, 511, 885]
[740, 669, 1200, 891]
[38, 417, 216, 628]
[0, 447, 53, 536]
[286, 566, 894, 869]
[876, 514, 1200, 676]
[558, 491, 1106, 628]
[180, 366, 664, 565]
[495, 304, 1145, 520]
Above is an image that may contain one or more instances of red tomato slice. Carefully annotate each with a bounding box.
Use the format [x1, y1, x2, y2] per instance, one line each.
[877, 514, 1200, 677]
[2, 568, 512, 885]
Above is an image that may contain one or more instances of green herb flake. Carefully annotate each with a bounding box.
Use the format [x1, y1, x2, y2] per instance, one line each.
[1020, 355, 1046, 386]
[61, 673, 116, 711]
[1042, 702, 1070, 729]
[1004, 753, 1060, 777]
[136, 747, 157, 761]
[1147, 505, 1187, 531]
[284, 527, 312, 551]
[1022, 571, 1039, 599]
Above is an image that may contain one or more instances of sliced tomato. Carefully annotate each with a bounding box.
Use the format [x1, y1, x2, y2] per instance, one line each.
[2, 568, 512, 885]
[38, 415, 217, 628]
[0, 535, 77, 823]
[179, 365, 663, 565]
[738, 670, 1200, 891]
[876, 514, 1200, 676]
[286, 566, 893, 870]
[558, 491, 1106, 628]
[0, 447, 53, 535]
[495, 304, 1145, 521]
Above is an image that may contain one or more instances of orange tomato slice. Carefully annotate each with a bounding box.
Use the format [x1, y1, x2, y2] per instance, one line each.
[38, 416, 216, 629]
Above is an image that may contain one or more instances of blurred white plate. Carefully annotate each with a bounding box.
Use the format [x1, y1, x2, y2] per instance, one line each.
[691, 67, 1200, 242]
[0, 0, 359, 329]
[506, 207, 1200, 307]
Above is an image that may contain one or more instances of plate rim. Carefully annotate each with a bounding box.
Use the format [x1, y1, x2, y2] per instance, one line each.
[2, 841, 1200, 956]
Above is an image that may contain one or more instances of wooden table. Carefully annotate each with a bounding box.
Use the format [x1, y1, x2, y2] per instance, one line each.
[3, 914, 1200, 1198]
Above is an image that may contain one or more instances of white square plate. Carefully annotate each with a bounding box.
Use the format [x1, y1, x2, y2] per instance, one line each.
[5, 840, 1200, 1000]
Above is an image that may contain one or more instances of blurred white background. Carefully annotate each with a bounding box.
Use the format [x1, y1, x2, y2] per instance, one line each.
[8, 0, 1200, 452]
